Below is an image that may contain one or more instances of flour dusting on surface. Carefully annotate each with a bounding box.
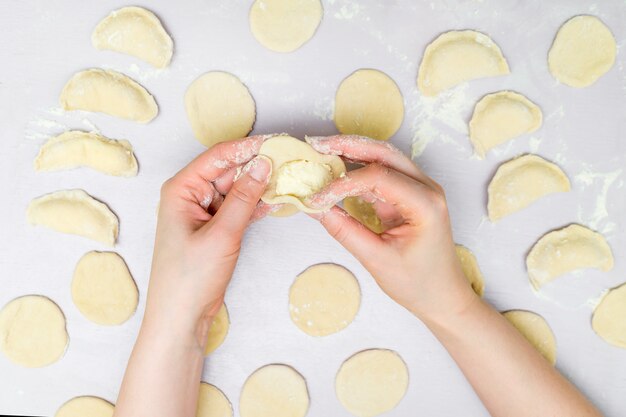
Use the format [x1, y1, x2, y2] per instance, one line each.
[575, 166, 623, 235]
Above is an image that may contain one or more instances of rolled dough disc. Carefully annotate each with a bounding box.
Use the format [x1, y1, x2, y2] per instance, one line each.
[0, 295, 68, 367]
[592, 282, 626, 349]
[71, 251, 138, 325]
[503, 310, 557, 365]
[336, 349, 409, 417]
[240, 364, 309, 417]
[289, 263, 360, 336]
[205, 303, 230, 355]
[196, 382, 233, 417]
[55, 396, 114, 417]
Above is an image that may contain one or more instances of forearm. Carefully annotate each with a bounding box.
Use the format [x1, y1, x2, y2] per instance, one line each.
[423, 297, 602, 417]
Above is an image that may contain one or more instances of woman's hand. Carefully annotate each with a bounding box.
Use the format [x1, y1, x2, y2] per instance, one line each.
[305, 135, 477, 323]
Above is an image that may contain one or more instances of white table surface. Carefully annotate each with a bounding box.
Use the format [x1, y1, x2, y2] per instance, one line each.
[1, 0, 625, 416]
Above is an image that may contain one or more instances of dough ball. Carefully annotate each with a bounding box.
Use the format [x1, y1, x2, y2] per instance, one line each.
[249, 0, 323, 53]
[289, 263, 360, 336]
[343, 197, 384, 234]
[503, 310, 556, 365]
[0, 295, 68, 367]
[196, 382, 233, 417]
[592, 282, 626, 349]
[334, 69, 404, 141]
[71, 251, 138, 325]
[336, 349, 409, 417]
[205, 303, 230, 355]
[185, 71, 256, 148]
[548, 15, 616, 87]
[455, 245, 484, 297]
[276, 160, 332, 198]
[240, 364, 309, 417]
[55, 396, 114, 417]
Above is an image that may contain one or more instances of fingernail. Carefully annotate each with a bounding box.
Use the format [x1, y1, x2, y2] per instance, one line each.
[244, 155, 272, 182]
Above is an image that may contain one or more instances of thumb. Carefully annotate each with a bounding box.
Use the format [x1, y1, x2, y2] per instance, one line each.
[210, 155, 272, 235]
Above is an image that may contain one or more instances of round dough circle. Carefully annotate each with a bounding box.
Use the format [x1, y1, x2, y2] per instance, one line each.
[56, 396, 114, 417]
[72, 251, 138, 325]
[289, 263, 360, 336]
[0, 295, 68, 367]
[592, 282, 626, 349]
[503, 310, 557, 365]
[548, 15, 616, 87]
[240, 364, 309, 417]
[343, 197, 384, 234]
[197, 382, 233, 417]
[336, 349, 409, 417]
[249, 0, 323, 53]
[334, 69, 404, 141]
[205, 303, 230, 355]
[185, 71, 256, 148]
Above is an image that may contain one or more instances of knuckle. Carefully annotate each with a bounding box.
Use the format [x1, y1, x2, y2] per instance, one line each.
[424, 189, 449, 220]
[229, 181, 257, 205]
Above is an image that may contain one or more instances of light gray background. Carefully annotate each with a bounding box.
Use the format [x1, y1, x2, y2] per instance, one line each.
[1, 0, 625, 416]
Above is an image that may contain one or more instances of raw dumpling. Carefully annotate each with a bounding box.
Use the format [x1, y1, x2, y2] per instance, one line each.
[417, 30, 509, 96]
[526, 224, 613, 289]
[249, 0, 323, 53]
[27, 189, 119, 246]
[184, 71, 256, 148]
[343, 196, 384, 234]
[503, 310, 557, 365]
[548, 15, 616, 88]
[592, 282, 626, 349]
[488, 154, 570, 221]
[334, 69, 404, 141]
[204, 304, 229, 355]
[259, 135, 346, 213]
[55, 396, 114, 417]
[34, 131, 138, 177]
[196, 383, 233, 417]
[92, 6, 173, 68]
[455, 245, 485, 297]
[60, 69, 158, 123]
[469, 91, 542, 157]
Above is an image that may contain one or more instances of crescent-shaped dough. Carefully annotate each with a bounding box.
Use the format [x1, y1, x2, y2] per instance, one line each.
[55, 396, 114, 417]
[259, 135, 346, 213]
[34, 131, 138, 177]
[503, 310, 557, 365]
[526, 224, 613, 289]
[417, 30, 509, 96]
[92, 6, 173, 68]
[60, 69, 158, 123]
[488, 154, 570, 221]
[343, 196, 384, 234]
[592, 282, 626, 349]
[27, 189, 119, 246]
[197, 383, 233, 417]
[204, 303, 229, 356]
[548, 15, 616, 88]
[469, 91, 542, 157]
[455, 245, 485, 297]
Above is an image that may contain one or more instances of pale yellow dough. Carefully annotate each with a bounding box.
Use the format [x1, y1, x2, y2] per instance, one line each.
[334, 69, 404, 141]
[35, 131, 138, 177]
[503, 310, 557, 365]
[548, 15, 616, 87]
[469, 91, 542, 157]
[592, 282, 626, 349]
[27, 189, 119, 246]
[60, 69, 158, 123]
[240, 364, 309, 417]
[249, 0, 323, 53]
[56, 396, 114, 417]
[269, 204, 300, 218]
[488, 154, 570, 221]
[289, 263, 360, 336]
[196, 383, 233, 417]
[343, 196, 384, 234]
[205, 304, 229, 355]
[0, 295, 68, 367]
[92, 6, 173, 68]
[72, 251, 138, 325]
[259, 135, 346, 213]
[455, 245, 484, 297]
[526, 224, 613, 289]
[336, 349, 409, 417]
[185, 71, 256, 148]
[417, 30, 509, 96]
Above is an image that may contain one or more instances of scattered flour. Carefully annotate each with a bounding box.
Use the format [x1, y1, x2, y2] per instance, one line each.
[575, 166, 623, 235]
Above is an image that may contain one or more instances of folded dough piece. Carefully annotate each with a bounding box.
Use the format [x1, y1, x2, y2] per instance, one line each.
[343, 196, 384, 234]
[55, 396, 114, 417]
[469, 91, 542, 157]
[417, 30, 509, 96]
[35, 131, 138, 177]
[92, 6, 173, 68]
[204, 303, 229, 355]
[259, 135, 345, 213]
[592, 282, 626, 349]
[60, 69, 158, 123]
[27, 189, 119, 246]
[488, 154, 570, 221]
[503, 310, 557, 365]
[455, 245, 485, 297]
[527, 224, 613, 289]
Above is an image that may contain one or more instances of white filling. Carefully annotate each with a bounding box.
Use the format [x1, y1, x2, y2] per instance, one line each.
[275, 160, 332, 198]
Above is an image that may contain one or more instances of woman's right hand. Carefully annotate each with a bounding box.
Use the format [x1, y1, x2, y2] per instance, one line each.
[305, 135, 477, 324]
